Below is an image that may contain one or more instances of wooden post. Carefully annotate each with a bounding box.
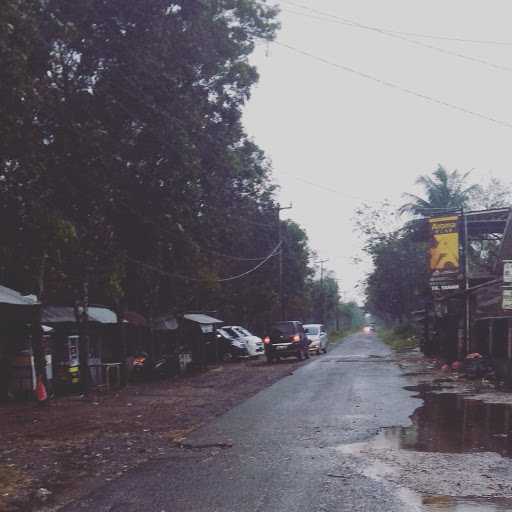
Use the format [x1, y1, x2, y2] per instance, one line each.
[463, 209, 471, 354]
[508, 319, 512, 360]
[75, 282, 90, 394]
[489, 319, 494, 357]
[31, 305, 45, 389]
[457, 318, 465, 361]
[117, 308, 128, 387]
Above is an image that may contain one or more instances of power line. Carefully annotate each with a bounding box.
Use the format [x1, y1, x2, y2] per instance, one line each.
[280, 1, 512, 74]
[272, 40, 512, 130]
[276, 171, 366, 201]
[280, 4, 512, 49]
[386, 31, 512, 48]
[285, 5, 512, 48]
[126, 241, 281, 283]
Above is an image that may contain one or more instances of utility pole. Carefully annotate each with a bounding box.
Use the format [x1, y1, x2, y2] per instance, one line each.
[318, 259, 329, 324]
[276, 203, 292, 320]
[463, 208, 471, 355]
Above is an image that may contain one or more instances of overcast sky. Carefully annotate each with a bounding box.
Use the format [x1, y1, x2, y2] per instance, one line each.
[242, 0, 512, 303]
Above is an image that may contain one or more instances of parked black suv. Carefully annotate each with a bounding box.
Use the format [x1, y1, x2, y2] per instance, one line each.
[264, 321, 310, 363]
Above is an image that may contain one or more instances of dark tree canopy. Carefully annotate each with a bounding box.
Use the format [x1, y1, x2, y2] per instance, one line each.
[0, 1, 322, 329]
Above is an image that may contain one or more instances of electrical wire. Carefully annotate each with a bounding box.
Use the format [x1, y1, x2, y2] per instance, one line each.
[276, 171, 367, 201]
[280, 2, 512, 74]
[281, 2, 512, 48]
[272, 40, 512, 130]
[126, 241, 281, 283]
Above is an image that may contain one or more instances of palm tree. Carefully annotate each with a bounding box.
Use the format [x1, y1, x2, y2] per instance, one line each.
[400, 165, 481, 217]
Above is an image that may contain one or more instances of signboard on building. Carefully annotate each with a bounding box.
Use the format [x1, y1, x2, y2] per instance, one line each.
[503, 288, 512, 310]
[504, 260, 512, 284]
[428, 215, 461, 291]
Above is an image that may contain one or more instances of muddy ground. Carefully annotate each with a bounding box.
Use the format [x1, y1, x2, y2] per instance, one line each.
[338, 349, 512, 511]
[5, 346, 512, 512]
[0, 357, 305, 511]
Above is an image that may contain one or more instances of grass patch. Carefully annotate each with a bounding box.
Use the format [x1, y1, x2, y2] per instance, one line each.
[378, 324, 418, 351]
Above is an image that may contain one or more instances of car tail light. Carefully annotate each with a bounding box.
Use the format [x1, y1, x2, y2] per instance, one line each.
[263, 336, 270, 344]
[292, 335, 300, 343]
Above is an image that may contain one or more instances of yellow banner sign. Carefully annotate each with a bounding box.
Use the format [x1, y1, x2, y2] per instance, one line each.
[429, 215, 460, 273]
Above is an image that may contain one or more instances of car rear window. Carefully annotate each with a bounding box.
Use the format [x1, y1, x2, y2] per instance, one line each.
[273, 322, 297, 335]
[304, 326, 319, 335]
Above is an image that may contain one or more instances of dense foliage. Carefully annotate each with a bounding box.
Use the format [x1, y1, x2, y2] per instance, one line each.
[358, 167, 511, 323]
[0, 1, 322, 329]
[399, 165, 480, 217]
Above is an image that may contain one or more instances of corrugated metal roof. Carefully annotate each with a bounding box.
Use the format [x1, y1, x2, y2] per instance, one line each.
[183, 313, 223, 324]
[88, 306, 117, 324]
[0, 285, 38, 306]
[42, 305, 117, 324]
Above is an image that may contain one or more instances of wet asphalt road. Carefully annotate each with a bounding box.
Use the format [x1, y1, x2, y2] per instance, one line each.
[68, 333, 421, 512]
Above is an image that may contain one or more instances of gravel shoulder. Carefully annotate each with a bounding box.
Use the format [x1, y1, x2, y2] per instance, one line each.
[335, 347, 512, 510]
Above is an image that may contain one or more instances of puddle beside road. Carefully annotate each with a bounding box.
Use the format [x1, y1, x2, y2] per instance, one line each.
[338, 387, 512, 511]
[397, 389, 512, 457]
[420, 496, 512, 511]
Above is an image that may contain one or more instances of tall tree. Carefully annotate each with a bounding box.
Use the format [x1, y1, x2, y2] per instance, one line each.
[400, 165, 480, 217]
[355, 201, 430, 323]
[0, 1, 322, 334]
[469, 175, 512, 210]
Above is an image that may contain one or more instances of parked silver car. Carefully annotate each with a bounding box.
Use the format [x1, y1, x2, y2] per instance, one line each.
[303, 324, 328, 355]
[221, 325, 265, 357]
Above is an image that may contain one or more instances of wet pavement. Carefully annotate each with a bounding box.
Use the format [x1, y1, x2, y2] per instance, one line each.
[63, 334, 512, 512]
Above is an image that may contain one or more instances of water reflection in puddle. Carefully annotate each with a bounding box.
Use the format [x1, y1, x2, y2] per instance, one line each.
[399, 391, 512, 510]
[397, 390, 512, 457]
[420, 496, 512, 511]
[339, 388, 512, 511]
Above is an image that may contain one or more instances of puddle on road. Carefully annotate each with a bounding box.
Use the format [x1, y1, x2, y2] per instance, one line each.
[397, 389, 512, 457]
[339, 387, 512, 511]
[419, 496, 512, 511]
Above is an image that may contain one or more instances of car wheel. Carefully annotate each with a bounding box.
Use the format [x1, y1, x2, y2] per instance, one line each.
[221, 352, 233, 363]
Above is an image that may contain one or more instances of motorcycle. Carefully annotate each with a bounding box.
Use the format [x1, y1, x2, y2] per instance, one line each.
[131, 351, 152, 381]
[130, 351, 176, 381]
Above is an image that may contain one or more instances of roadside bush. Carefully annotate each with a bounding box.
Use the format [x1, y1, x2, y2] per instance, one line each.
[378, 323, 418, 351]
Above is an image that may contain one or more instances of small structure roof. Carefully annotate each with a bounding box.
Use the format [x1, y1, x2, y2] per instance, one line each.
[0, 285, 38, 306]
[42, 305, 117, 324]
[183, 313, 223, 324]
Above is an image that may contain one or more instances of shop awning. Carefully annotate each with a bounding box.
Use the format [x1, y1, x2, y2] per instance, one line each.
[183, 313, 223, 325]
[0, 285, 38, 306]
[42, 305, 117, 324]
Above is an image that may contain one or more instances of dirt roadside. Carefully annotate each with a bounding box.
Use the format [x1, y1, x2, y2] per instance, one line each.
[0, 357, 306, 511]
[340, 347, 512, 510]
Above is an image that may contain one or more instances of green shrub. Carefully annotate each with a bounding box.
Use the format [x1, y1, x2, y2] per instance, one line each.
[378, 324, 418, 351]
